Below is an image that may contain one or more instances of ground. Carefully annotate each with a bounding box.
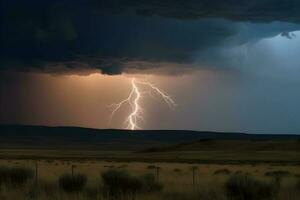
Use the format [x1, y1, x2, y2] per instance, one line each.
[0, 149, 299, 200]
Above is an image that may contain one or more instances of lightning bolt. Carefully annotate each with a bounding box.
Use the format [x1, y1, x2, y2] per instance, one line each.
[109, 78, 176, 130]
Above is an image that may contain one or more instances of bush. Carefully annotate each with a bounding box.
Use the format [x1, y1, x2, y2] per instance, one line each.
[265, 170, 290, 177]
[141, 173, 163, 192]
[225, 174, 276, 200]
[265, 170, 291, 188]
[296, 179, 300, 191]
[214, 169, 231, 175]
[117, 164, 128, 169]
[101, 170, 163, 198]
[147, 165, 156, 169]
[58, 173, 87, 192]
[35, 180, 58, 198]
[0, 166, 34, 187]
[104, 165, 115, 168]
[101, 170, 143, 196]
[174, 168, 182, 173]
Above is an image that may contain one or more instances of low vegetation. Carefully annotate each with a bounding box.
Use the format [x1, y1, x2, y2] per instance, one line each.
[265, 170, 292, 188]
[0, 161, 299, 200]
[173, 168, 182, 173]
[265, 170, 290, 177]
[101, 170, 143, 198]
[214, 169, 231, 175]
[162, 191, 225, 200]
[140, 173, 163, 192]
[101, 169, 163, 199]
[147, 165, 157, 169]
[0, 166, 34, 187]
[296, 178, 300, 190]
[58, 173, 87, 192]
[225, 174, 276, 200]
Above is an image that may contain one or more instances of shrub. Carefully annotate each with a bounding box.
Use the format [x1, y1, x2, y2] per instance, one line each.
[147, 165, 156, 169]
[58, 173, 87, 192]
[235, 170, 243, 174]
[265, 170, 290, 188]
[117, 164, 128, 169]
[214, 169, 231, 175]
[0, 166, 34, 187]
[174, 168, 182, 173]
[141, 173, 163, 192]
[225, 174, 276, 200]
[101, 170, 142, 197]
[265, 170, 290, 177]
[101, 170, 163, 198]
[36, 180, 58, 198]
[104, 165, 115, 168]
[296, 179, 300, 191]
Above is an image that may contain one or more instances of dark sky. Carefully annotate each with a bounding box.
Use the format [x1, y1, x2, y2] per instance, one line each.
[1, 0, 300, 133]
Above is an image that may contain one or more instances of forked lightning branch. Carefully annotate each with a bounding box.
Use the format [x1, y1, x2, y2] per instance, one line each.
[109, 78, 176, 130]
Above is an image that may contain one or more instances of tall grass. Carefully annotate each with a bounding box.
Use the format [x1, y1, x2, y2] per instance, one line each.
[58, 173, 87, 192]
[0, 162, 299, 200]
[296, 178, 300, 190]
[162, 190, 225, 200]
[101, 169, 143, 198]
[225, 174, 276, 200]
[214, 169, 231, 175]
[101, 169, 163, 199]
[0, 166, 34, 187]
[141, 173, 163, 192]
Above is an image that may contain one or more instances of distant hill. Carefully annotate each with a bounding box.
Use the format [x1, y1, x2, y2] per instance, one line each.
[141, 139, 300, 153]
[0, 125, 299, 150]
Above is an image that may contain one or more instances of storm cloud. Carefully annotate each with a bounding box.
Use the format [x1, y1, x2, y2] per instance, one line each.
[1, 0, 300, 75]
[2, 0, 300, 133]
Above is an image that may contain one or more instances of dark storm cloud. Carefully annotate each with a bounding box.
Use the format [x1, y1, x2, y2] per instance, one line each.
[1, 0, 300, 75]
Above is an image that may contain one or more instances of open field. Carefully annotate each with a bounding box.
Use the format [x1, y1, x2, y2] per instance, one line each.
[1, 158, 300, 183]
[0, 149, 299, 200]
[0, 149, 299, 165]
[0, 126, 299, 199]
[0, 160, 299, 199]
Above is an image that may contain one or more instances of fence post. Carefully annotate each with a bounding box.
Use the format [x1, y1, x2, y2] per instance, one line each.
[35, 161, 38, 186]
[71, 165, 75, 177]
[35, 161, 39, 200]
[156, 167, 160, 182]
[192, 166, 198, 185]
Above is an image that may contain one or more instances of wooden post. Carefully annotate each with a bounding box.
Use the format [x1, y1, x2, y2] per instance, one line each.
[35, 161, 38, 200]
[71, 165, 76, 177]
[156, 167, 160, 182]
[192, 166, 198, 185]
[35, 161, 38, 186]
[71, 165, 75, 177]
[192, 168, 195, 185]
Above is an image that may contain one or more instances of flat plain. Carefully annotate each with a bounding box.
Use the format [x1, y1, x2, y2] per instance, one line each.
[0, 146, 299, 200]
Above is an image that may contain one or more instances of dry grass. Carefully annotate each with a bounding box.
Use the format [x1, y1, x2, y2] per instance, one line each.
[0, 159, 299, 199]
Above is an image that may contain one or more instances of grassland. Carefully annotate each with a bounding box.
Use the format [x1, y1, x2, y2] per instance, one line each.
[0, 148, 299, 164]
[0, 129, 299, 199]
[0, 148, 299, 200]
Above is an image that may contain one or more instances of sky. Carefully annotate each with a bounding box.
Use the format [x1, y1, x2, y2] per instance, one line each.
[1, 0, 300, 133]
